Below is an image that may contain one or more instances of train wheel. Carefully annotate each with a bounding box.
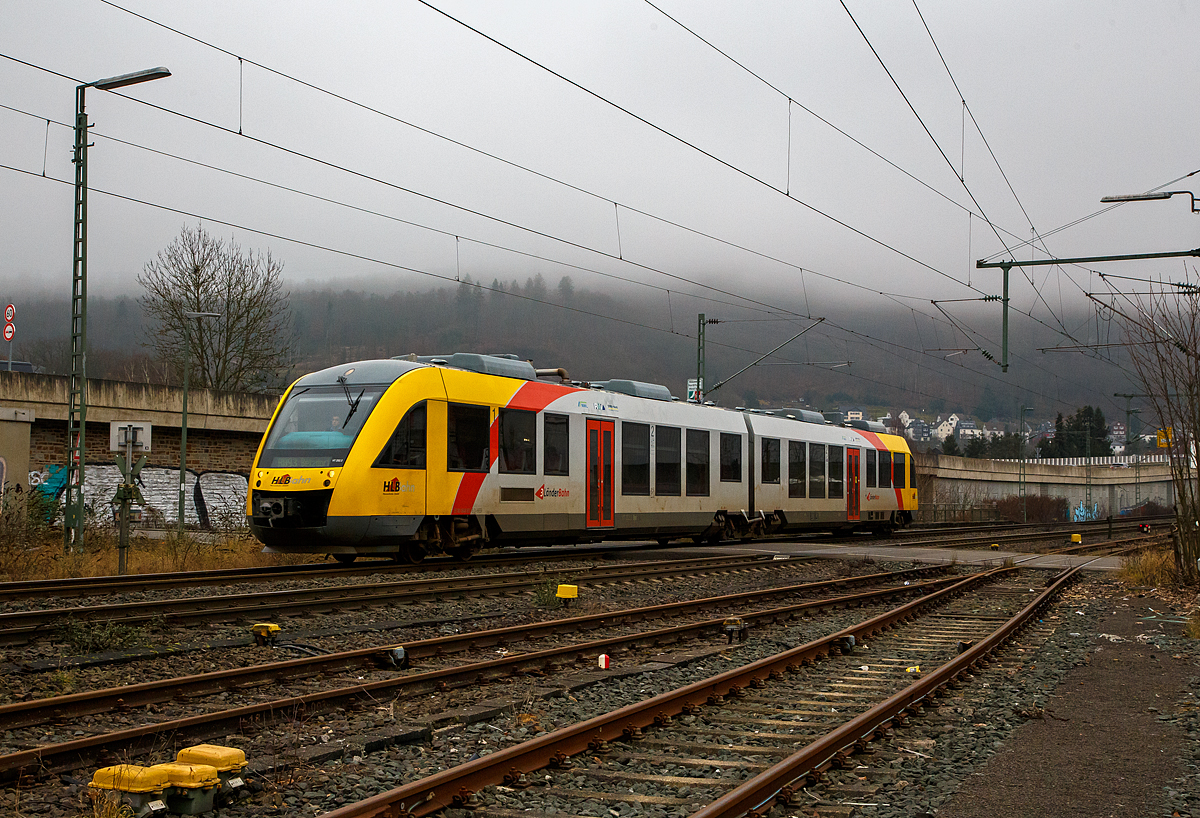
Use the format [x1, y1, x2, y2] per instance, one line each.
[398, 543, 428, 564]
[333, 554, 357, 565]
[447, 546, 474, 561]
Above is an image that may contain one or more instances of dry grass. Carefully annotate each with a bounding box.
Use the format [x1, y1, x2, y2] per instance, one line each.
[83, 791, 137, 818]
[0, 485, 310, 581]
[1117, 547, 1181, 589]
[0, 531, 312, 581]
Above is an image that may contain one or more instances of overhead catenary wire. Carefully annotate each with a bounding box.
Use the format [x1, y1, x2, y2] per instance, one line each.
[0, 85, 1099, 407]
[19, 1, 1118, 375]
[909, 0, 1081, 342]
[6, 155, 1081, 408]
[0, 52, 991, 348]
[0, 17, 1132, 412]
[414, 0, 983, 295]
[634, 1, 1112, 370]
[92, 1, 987, 314]
[0, 77, 1117, 416]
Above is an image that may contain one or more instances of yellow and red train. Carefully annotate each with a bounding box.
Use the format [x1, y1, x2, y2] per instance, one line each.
[247, 354, 918, 562]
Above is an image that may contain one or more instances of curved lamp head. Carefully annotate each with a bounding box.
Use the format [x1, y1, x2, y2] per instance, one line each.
[1101, 190, 1197, 212]
[87, 67, 171, 91]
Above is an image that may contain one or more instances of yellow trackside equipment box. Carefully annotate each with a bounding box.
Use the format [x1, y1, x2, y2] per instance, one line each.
[151, 762, 221, 815]
[176, 744, 249, 798]
[88, 764, 169, 818]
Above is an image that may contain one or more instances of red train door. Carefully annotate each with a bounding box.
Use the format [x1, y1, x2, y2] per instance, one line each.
[586, 419, 615, 528]
[847, 448, 861, 521]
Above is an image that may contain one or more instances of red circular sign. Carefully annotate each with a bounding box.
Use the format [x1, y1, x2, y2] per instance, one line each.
[3, 305, 13, 323]
[3, 323, 13, 342]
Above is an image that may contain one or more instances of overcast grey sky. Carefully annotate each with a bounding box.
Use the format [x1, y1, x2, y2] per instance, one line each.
[1, 1, 1197, 407]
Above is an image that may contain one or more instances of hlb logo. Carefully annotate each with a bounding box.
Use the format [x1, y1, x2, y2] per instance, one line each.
[272, 474, 292, 485]
[383, 478, 415, 493]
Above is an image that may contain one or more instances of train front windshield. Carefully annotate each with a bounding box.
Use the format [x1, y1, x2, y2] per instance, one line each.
[258, 384, 386, 468]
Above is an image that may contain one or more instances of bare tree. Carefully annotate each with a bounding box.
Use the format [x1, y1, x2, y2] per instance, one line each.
[1121, 283, 1200, 580]
[17, 337, 70, 374]
[139, 225, 294, 392]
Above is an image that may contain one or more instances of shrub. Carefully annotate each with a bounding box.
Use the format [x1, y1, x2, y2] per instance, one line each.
[995, 494, 1068, 524]
[1117, 548, 1180, 589]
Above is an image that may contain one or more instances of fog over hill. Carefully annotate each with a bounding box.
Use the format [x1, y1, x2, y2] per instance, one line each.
[7, 277, 1136, 425]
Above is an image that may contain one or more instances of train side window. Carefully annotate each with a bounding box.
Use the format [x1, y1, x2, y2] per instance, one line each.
[622, 422, 651, 495]
[788, 441, 806, 498]
[498, 408, 536, 475]
[761, 438, 780, 484]
[809, 443, 826, 499]
[893, 452, 906, 489]
[879, 451, 893, 489]
[828, 446, 843, 499]
[655, 425, 681, 496]
[865, 448, 877, 488]
[720, 433, 742, 482]
[909, 454, 917, 489]
[686, 429, 710, 496]
[447, 403, 491, 472]
[375, 401, 426, 469]
[544, 413, 569, 476]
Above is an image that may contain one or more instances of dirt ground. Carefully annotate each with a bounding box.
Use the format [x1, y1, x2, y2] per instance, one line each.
[936, 586, 1195, 818]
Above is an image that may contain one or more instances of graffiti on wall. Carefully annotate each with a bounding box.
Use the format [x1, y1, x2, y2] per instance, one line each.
[1071, 501, 1101, 523]
[33, 463, 248, 529]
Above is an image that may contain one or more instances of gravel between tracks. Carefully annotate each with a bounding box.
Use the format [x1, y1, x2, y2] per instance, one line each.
[3, 566, 1199, 818]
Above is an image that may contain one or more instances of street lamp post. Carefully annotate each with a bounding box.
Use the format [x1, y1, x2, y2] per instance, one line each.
[179, 311, 221, 537]
[64, 66, 170, 552]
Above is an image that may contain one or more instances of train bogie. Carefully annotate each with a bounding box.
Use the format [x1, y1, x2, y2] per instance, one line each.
[247, 355, 918, 560]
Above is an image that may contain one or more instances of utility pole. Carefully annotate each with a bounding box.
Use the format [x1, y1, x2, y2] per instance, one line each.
[694, 314, 719, 402]
[1115, 392, 1150, 508]
[1019, 405, 1033, 522]
[978, 248, 1200, 375]
[112, 425, 146, 575]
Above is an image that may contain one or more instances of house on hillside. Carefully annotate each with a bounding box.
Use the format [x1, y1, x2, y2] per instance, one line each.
[933, 417, 957, 441]
[906, 418, 932, 442]
[957, 418, 983, 440]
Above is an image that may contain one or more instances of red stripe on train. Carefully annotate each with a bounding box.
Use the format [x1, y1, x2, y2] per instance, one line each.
[449, 381, 583, 515]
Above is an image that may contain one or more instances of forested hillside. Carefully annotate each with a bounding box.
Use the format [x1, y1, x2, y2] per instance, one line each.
[10, 275, 1134, 423]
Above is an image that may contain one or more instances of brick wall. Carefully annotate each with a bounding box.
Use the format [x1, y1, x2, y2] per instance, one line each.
[30, 419, 262, 476]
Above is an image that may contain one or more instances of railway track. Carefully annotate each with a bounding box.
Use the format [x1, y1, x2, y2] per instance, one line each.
[0, 542, 658, 603]
[884, 517, 1165, 551]
[0, 565, 953, 783]
[0, 553, 783, 645]
[317, 566, 1077, 818]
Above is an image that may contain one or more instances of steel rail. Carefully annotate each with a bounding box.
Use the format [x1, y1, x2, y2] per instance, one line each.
[690, 566, 1081, 818]
[890, 519, 1162, 550]
[0, 565, 949, 730]
[0, 554, 777, 642]
[0, 570, 963, 782]
[0, 543, 650, 602]
[314, 568, 1015, 818]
